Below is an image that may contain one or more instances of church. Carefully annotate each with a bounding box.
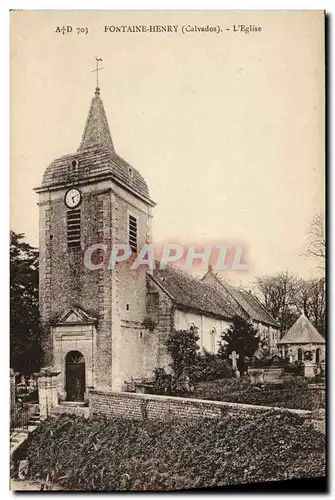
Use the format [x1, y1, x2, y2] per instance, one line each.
[35, 82, 280, 403]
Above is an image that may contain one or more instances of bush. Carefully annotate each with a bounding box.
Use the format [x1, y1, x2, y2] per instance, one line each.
[192, 350, 233, 382]
[164, 328, 199, 381]
[153, 328, 235, 397]
[24, 411, 325, 491]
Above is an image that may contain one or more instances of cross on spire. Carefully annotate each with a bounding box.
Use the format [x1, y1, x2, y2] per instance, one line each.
[91, 57, 104, 93]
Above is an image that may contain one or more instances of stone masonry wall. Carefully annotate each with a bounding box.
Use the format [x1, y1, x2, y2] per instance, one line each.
[89, 389, 313, 423]
[38, 180, 114, 386]
[146, 276, 174, 371]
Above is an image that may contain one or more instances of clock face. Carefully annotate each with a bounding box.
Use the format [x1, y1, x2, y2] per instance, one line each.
[65, 188, 82, 209]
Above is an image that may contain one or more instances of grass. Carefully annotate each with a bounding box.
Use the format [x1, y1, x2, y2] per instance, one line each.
[23, 409, 325, 491]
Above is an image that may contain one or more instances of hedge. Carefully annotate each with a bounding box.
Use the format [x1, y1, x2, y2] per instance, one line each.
[24, 409, 325, 491]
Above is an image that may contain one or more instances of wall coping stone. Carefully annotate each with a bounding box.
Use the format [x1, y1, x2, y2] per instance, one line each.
[89, 389, 312, 417]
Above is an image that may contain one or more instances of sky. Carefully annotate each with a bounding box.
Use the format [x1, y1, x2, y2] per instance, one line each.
[10, 10, 325, 284]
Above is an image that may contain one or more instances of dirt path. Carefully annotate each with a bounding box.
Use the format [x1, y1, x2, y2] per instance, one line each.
[11, 479, 62, 491]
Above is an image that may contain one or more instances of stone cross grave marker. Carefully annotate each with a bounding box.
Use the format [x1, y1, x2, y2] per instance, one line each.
[229, 351, 239, 370]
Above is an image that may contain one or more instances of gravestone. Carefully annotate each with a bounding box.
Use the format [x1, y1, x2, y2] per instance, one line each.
[229, 351, 240, 377]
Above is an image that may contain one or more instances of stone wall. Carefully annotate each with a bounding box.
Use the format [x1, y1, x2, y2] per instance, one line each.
[38, 175, 154, 392]
[38, 180, 114, 387]
[89, 389, 312, 422]
[174, 309, 231, 355]
[278, 343, 325, 364]
[146, 275, 174, 371]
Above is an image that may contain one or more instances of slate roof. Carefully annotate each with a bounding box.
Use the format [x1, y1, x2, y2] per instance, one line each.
[78, 86, 115, 152]
[150, 266, 236, 320]
[225, 283, 279, 328]
[202, 270, 280, 328]
[277, 314, 325, 344]
[37, 87, 153, 204]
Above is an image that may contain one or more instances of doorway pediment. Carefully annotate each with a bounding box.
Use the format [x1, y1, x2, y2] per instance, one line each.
[56, 307, 97, 326]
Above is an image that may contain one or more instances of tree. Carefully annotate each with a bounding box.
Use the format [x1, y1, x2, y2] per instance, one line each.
[254, 272, 325, 336]
[218, 316, 259, 373]
[10, 231, 41, 373]
[305, 212, 325, 268]
[254, 271, 301, 333]
[296, 278, 325, 336]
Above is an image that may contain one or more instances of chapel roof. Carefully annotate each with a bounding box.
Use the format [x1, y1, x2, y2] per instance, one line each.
[36, 87, 153, 205]
[201, 270, 280, 328]
[277, 313, 325, 345]
[149, 265, 236, 321]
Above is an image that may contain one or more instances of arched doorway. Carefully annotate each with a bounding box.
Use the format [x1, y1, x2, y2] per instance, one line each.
[297, 348, 303, 362]
[65, 351, 85, 402]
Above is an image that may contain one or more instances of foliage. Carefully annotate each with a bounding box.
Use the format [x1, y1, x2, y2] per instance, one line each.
[218, 316, 259, 373]
[164, 326, 199, 380]
[192, 349, 233, 382]
[24, 411, 325, 491]
[191, 376, 324, 411]
[153, 327, 234, 395]
[10, 231, 41, 373]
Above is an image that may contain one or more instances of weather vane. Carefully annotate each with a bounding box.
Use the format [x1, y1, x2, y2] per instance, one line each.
[91, 57, 104, 88]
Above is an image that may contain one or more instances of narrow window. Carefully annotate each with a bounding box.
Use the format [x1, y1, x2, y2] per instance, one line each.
[210, 328, 216, 353]
[316, 348, 320, 364]
[68, 159, 79, 180]
[67, 209, 81, 248]
[128, 214, 138, 253]
[126, 304, 130, 311]
[139, 331, 143, 340]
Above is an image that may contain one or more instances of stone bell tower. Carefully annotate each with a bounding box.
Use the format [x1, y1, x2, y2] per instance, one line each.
[35, 83, 155, 399]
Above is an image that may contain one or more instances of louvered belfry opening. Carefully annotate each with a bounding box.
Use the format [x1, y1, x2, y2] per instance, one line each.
[128, 214, 138, 253]
[67, 209, 81, 248]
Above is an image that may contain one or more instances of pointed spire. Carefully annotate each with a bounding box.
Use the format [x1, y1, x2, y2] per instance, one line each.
[78, 87, 115, 152]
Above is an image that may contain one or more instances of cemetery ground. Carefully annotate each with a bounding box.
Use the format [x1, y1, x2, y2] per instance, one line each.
[188, 375, 325, 411]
